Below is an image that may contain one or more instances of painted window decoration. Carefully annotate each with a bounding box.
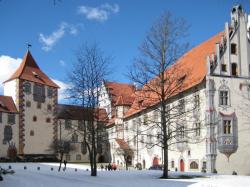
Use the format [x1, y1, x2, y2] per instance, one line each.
[47, 87, 53, 98]
[4, 125, 13, 143]
[24, 82, 31, 94]
[190, 161, 199, 169]
[33, 84, 45, 103]
[217, 112, 238, 159]
[8, 114, 15, 124]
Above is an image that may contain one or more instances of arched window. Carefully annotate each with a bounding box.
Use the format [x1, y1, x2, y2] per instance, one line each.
[30, 130, 34, 136]
[190, 161, 198, 169]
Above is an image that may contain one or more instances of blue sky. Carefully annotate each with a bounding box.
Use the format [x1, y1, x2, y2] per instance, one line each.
[0, 0, 250, 101]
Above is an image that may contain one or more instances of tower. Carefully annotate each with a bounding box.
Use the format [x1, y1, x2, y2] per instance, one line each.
[3, 50, 59, 156]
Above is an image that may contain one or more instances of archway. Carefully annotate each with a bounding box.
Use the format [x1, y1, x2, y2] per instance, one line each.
[98, 155, 105, 163]
[180, 159, 185, 172]
[152, 157, 159, 166]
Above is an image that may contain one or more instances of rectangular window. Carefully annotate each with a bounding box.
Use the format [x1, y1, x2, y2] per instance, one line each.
[8, 114, 15, 124]
[179, 126, 184, 139]
[178, 99, 185, 114]
[65, 120, 72, 129]
[231, 43, 237, 55]
[171, 161, 175, 168]
[194, 94, 200, 110]
[223, 120, 231, 134]
[66, 154, 70, 161]
[221, 64, 227, 72]
[78, 120, 84, 131]
[195, 123, 201, 136]
[0, 112, 2, 123]
[219, 91, 228, 106]
[76, 154, 81, 161]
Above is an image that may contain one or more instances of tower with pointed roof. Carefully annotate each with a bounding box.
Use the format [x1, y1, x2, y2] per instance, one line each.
[3, 50, 59, 156]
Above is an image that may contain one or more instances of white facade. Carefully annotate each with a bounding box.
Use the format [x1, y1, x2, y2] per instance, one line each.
[107, 5, 250, 175]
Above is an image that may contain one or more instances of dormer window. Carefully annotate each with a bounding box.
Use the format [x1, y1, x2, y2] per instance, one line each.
[32, 71, 39, 78]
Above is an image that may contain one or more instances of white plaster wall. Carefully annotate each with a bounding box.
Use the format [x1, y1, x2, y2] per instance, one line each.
[3, 80, 17, 106]
[22, 81, 56, 155]
[212, 76, 250, 175]
[0, 113, 19, 157]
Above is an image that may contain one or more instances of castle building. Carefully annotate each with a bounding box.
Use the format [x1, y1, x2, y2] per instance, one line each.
[0, 50, 109, 162]
[0, 4, 249, 175]
[101, 5, 250, 175]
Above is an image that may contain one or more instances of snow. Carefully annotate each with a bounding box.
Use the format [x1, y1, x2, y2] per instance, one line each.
[0, 163, 250, 187]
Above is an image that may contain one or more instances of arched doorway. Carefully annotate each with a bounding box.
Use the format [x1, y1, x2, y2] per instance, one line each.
[153, 157, 159, 166]
[98, 155, 105, 163]
[180, 159, 185, 172]
[126, 155, 132, 166]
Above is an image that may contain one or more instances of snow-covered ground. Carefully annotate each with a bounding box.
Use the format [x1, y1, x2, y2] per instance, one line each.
[0, 163, 249, 187]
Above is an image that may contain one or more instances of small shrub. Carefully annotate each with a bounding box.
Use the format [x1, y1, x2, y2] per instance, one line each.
[232, 171, 237, 175]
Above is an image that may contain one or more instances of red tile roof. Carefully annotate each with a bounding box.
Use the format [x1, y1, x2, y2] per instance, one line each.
[124, 32, 223, 118]
[57, 104, 108, 122]
[4, 50, 59, 88]
[105, 82, 135, 106]
[115, 138, 134, 155]
[0, 95, 18, 113]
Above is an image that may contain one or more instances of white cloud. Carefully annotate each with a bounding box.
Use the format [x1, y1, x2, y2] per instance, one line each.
[39, 22, 80, 51]
[0, 55, 22, 94]
[77, 3, 119, 22]
[52, 79, 70, 102]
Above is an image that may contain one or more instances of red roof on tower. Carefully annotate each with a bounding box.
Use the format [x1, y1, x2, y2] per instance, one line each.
[4, 50, 59, 88]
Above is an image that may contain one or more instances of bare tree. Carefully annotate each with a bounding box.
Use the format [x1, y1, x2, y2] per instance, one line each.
[129, 12, 200, 178]
[67, 43, 111, 176]
[49, 139, 75, 171]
